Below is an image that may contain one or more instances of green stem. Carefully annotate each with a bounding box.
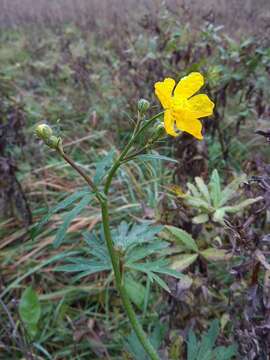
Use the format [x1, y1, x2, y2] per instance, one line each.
[104, 111, 163, 194]
[59, 111, 164, 359]
[101, 200, 160, 360]
[60, 151, 102, 200]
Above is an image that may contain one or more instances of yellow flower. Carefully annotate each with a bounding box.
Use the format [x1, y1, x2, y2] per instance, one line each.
[154, 72, 214, 139]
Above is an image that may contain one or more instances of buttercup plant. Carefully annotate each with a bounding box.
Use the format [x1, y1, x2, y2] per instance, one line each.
[35, 72, 214, 360]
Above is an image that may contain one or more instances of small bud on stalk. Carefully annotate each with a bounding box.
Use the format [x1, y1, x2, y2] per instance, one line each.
[137, 98, 150, 115]
[35, 124, 63, 153]
[35, 124, 52, 140]
[154, 122, 166, 138]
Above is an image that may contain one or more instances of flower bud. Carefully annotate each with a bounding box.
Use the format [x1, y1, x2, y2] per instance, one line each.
[154, 122, 166, 139]
[46, 135, 61, 150]
[35, 124, 53, 141]
[35, 124, 63, 152]
[137, 98, 150, 115]
[147, 122, 166, 147]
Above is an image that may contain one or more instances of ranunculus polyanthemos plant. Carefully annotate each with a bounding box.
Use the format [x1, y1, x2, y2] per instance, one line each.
[35, 72, 214, 360]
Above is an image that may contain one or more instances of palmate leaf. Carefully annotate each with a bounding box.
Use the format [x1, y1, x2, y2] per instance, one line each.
[128, 259, 182, 293]
[125, 322, 166, 360]
[83, 232, 110, 262]
[112, 221, 163, 250]
[54, 256, 111, 281]
[197, 320, 219, 358]
[187, 320, 237, 360]
[125, 240, 169, 263]
[53, 229, 112, 281]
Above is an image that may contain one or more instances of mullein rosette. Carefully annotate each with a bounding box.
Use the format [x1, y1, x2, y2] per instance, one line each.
[154, 72, 214, 139]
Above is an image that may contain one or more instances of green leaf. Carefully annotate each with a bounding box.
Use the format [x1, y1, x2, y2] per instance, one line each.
[126, 240, 169, 263]
[195, 176, 211, 203]
[187, 183, 200, 197]
[192, 214, 209, 224]
[187, 320, 236, 360]
[32, 189, 90, 235]
[221, 196, 263, 213]
[165, 226, 198, 252]
[197, 320, 219, 359]
[94, 150, 115, 185]
[200, 248, 232, 262]
[125, 276, 146, 309]
[83, 232, 110, 262]
[214, 345, 237, 359]
[113, 222, 163, 250]
[154, 267, 182, 279]
[209, 169, 222, 208]
[170, 254, 198, 270]
[187, 330, 199, 360]
[219, 174, 246, 206]
[128, 259, 170, 274]
[130, 257, 183, 278]
[213, 208, 226, 223]
[53, 195, 91, 248]
[54, 260, 110, 274]
[19, 287, 41, 339]
[149, 272, 171, 293]
[137, 153, 178, 163]
[186, 197, 211, 211]
[125, 322, 165, 360]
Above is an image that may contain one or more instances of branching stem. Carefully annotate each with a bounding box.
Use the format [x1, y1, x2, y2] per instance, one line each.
[59, 111, 163, 360]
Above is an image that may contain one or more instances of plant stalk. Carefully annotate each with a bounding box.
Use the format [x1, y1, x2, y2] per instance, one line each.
[104, 111, 163, 194]
[58, 111, 163, 359]
[100, 200, 161, 360]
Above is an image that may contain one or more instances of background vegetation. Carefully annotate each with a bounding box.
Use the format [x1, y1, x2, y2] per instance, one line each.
[1, 0, 270, 359]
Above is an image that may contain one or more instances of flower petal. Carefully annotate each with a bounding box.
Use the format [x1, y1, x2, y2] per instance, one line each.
[187, 94, 214, 118]
[154, 78, 175, 109]
[174, 72, 204, 99]
[174, 111, 203, 140]
[164, 109, 178, 137]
